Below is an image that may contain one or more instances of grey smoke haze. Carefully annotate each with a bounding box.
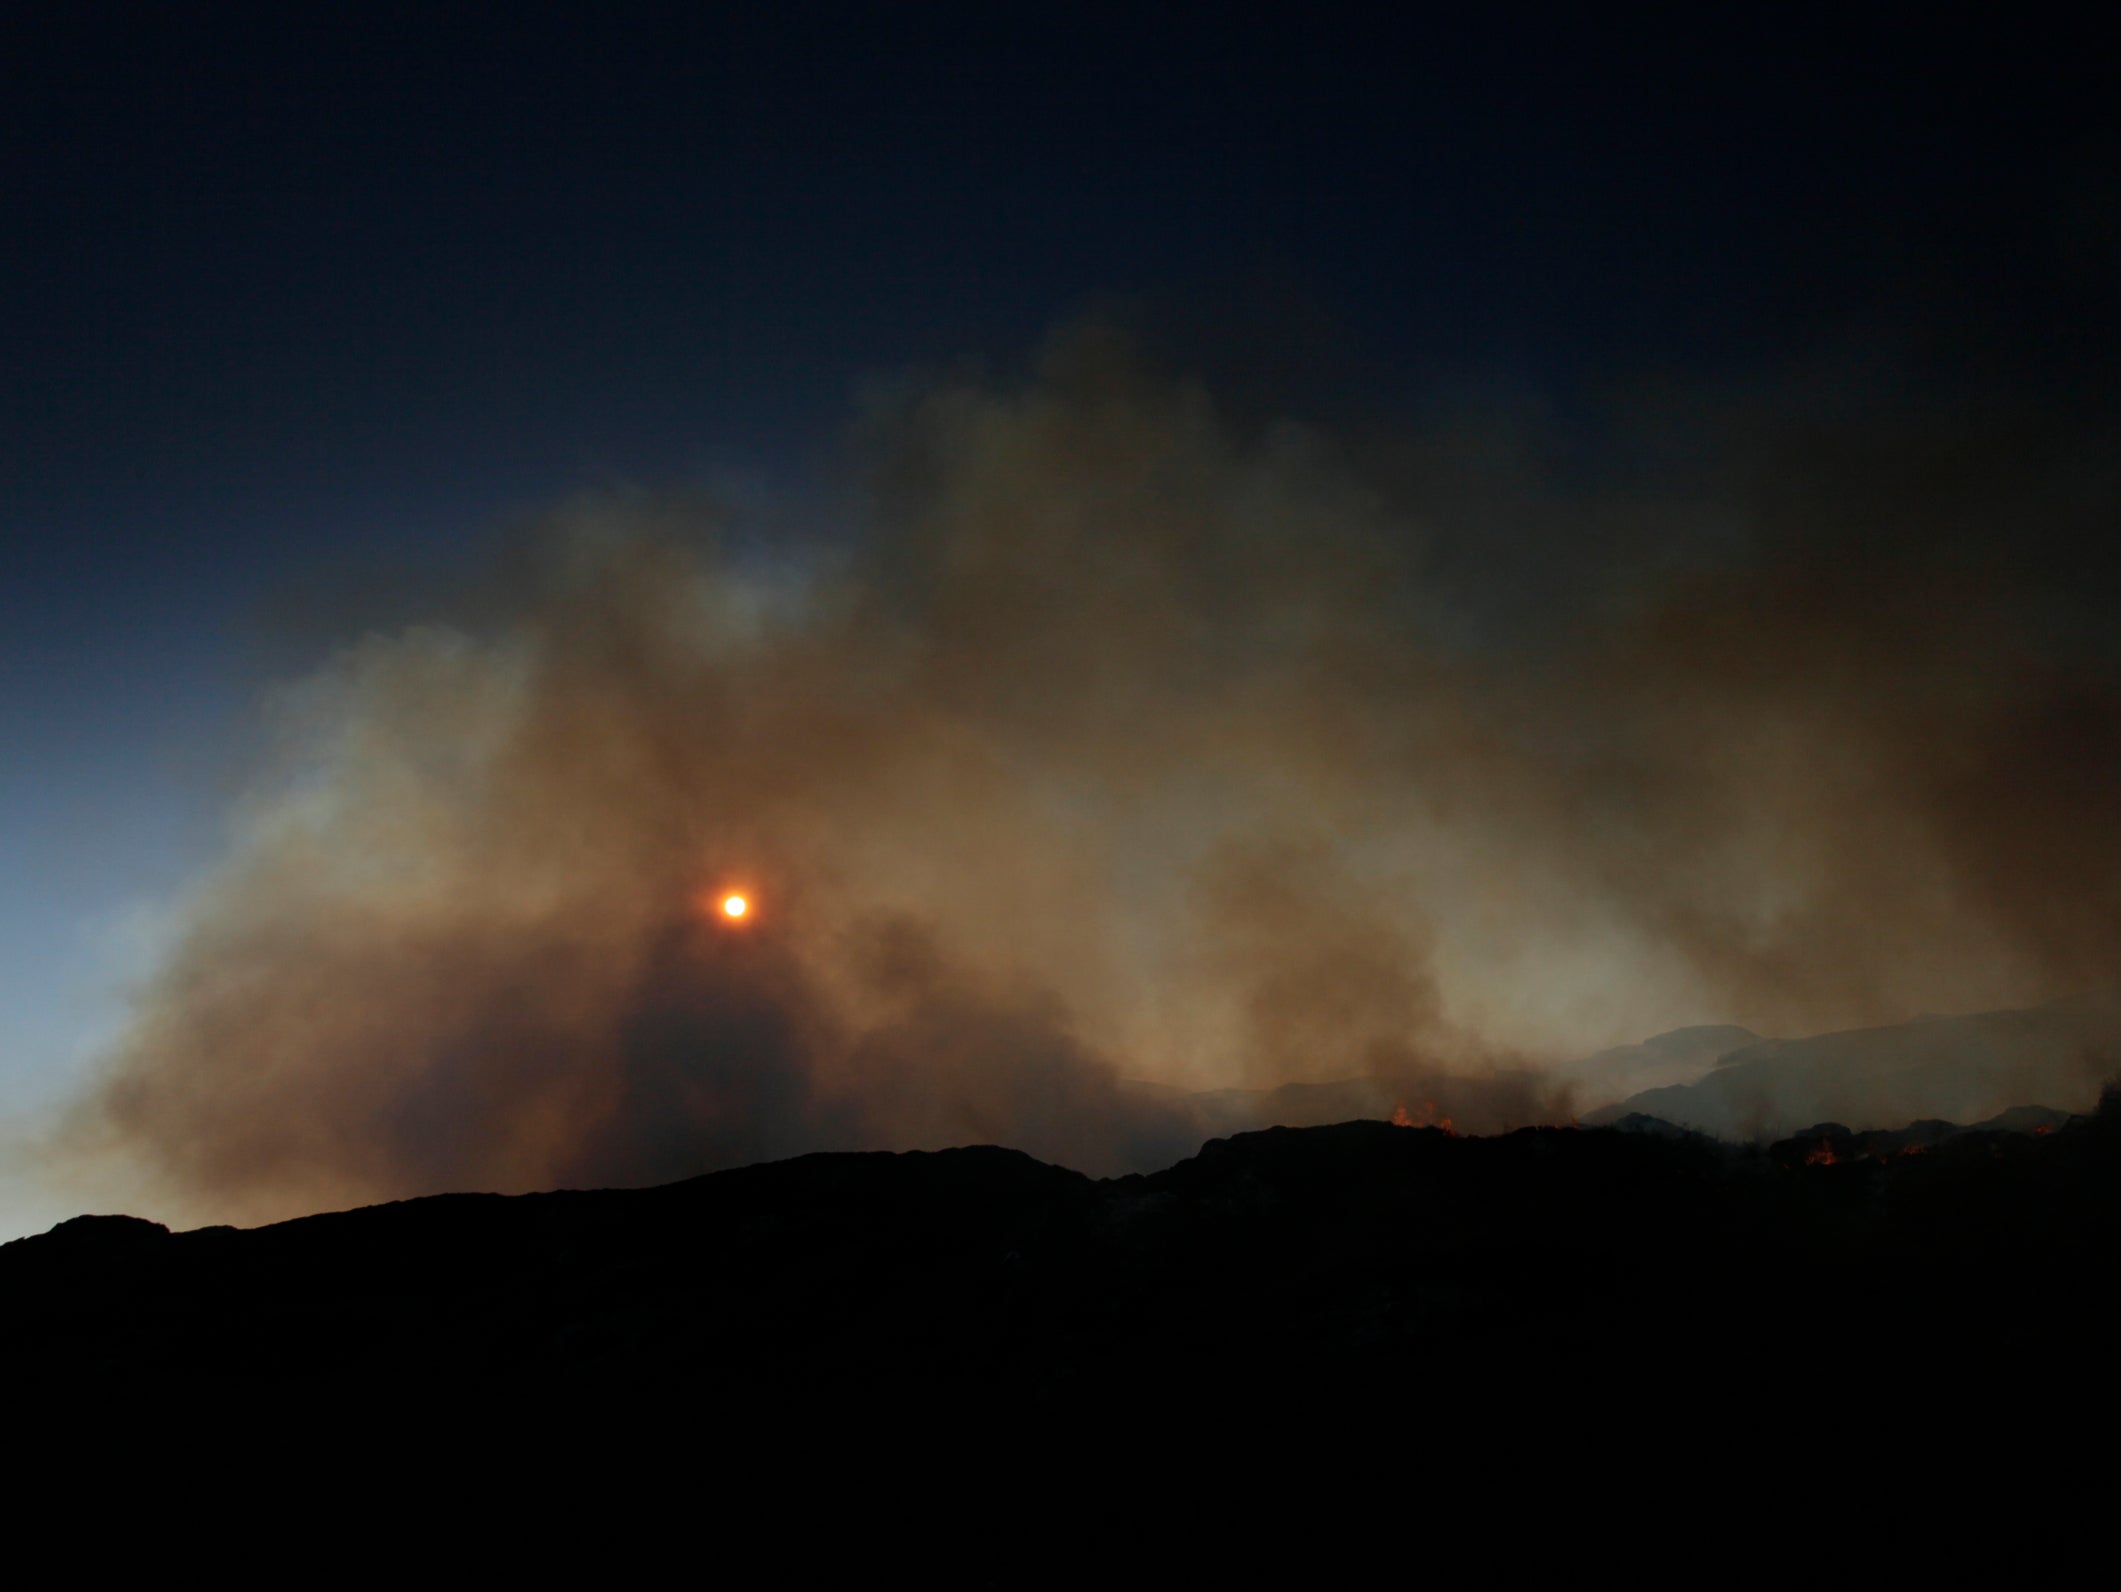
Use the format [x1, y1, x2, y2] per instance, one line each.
[1586, 999, 2121, 1140]
[64, 326, 2121, 1224]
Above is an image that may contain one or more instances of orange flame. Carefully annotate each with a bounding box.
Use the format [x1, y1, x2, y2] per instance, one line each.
[1804, 1140, 1838, 1166]
[1389, 1101, 1457, 1136]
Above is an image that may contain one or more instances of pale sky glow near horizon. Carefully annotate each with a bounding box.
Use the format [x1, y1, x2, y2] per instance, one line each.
[4, 4, 2116, 1237]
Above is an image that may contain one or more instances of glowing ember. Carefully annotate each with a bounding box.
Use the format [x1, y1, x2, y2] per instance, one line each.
[1804, 1141, 1838, 1166]
[1389, 1101, 1458, 1136]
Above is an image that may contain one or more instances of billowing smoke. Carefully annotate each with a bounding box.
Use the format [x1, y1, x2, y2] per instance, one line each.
[67, 327, 2121, 1224]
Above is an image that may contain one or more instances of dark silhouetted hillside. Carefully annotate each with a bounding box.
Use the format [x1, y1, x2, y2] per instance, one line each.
[12, 1095, 2121, 1414]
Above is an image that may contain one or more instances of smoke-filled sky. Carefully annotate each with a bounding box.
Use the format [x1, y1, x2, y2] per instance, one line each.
[5, 4, 2118, 1232]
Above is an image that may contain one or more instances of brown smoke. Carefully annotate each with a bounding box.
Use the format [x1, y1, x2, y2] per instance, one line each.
[68, 327, 2121, 1223]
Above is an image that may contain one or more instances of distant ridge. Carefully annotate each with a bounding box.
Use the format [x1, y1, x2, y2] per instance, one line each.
[1544, 1023, 1760, 1104]
[1582, 998, 2121, 1138]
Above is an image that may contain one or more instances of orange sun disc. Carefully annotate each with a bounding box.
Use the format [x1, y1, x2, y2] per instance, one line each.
[721, 894, 749, 919]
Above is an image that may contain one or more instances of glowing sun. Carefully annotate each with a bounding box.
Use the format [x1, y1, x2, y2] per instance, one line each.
[720, 894, 749, 920]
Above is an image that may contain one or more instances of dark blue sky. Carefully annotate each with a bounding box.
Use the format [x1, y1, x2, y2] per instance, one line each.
[3, 2, 2116, 1134]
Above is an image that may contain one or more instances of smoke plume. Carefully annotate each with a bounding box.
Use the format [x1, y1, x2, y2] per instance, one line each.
[68, 326, 2121, 1223]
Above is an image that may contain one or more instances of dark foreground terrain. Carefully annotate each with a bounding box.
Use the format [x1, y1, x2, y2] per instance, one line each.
[11, 1096, 2121, 1416]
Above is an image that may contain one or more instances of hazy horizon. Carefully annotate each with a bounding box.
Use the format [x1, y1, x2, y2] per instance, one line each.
[7, 8, 2115, 1235]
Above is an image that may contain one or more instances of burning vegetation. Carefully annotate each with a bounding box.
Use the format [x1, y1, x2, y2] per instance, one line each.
[1389, 1101, 1458, 1136]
